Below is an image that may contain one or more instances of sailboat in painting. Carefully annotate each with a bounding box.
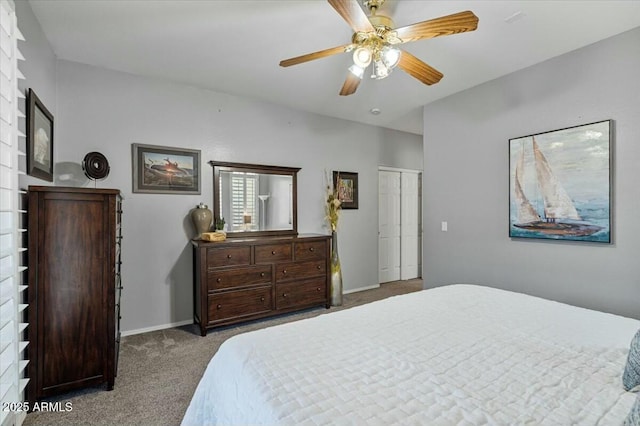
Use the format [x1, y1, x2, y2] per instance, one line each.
[513, 136, 602, 237]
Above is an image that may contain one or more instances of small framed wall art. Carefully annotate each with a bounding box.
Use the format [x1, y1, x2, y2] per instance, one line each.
[132, 143, 201, 194]
[333, 171, 358, 209]
[27, 89, 54, 182]
[509, 119, 611, 243]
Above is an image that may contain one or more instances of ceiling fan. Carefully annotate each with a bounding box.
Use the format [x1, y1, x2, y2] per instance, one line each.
[279, 0, 478, 96]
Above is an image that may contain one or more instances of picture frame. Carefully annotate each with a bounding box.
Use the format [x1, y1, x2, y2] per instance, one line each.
[509, 120, 611, 243]
[333, 171, 358, 209]
[27, 89, 54, 182]
[132, 143, 201, 194]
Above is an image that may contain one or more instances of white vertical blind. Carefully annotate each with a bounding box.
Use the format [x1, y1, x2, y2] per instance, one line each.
[0, 0, 28, 424]
[230, 173, 257, 231]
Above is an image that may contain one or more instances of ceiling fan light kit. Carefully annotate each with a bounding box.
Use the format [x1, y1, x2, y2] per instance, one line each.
[380, 45, 401, 68]
[352, 46, 372, 67]
[279, 0, 478, 96]
[372, 59, 390, 80]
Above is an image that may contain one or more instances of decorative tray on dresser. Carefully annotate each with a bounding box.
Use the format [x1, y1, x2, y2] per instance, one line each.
[192, 234, 330, 336]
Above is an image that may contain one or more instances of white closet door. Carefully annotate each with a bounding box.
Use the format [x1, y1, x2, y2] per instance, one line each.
[400, 172, 420, 279]
[378, 171, 401, 283]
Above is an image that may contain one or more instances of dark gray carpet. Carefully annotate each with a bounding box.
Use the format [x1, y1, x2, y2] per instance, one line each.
[24, 279, 422, 425]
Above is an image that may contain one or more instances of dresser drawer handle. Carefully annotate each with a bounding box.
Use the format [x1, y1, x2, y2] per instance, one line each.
[309, 247, 315, 252]
[282, 293, 288, 298]
[282, 270, 287, 275]
[216, 278, 222, 283]
[260, 272, 265, 277]
[261, 297, 265, 302]
[317, 265, 321, 270]
[216, 304, 222, 310]
[227, 254, 232, 259]
[316, 287, 321, 292]
[271, 250, 276, 255]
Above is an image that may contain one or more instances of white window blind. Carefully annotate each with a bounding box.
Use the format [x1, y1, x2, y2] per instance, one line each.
[230, 173, 257, 231]
[0, 0, 28, 424]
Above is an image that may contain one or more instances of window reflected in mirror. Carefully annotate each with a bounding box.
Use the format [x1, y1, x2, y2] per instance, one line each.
[211, 161, 299, 237]
[219, 171, 293, 232]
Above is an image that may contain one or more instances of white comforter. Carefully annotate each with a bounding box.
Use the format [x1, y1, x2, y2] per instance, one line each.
[182, 284, 639, 425]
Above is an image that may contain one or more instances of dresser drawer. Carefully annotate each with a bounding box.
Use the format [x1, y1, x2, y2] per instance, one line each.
[208, 287, 272, 323]
[295, 240, 327, 261]
[193, 235, 330, 336]
[207, 246, 251, 267]
[276, 278, 327, 310]
[255, 243, 292, 263]
[207, 265, 272, 291]
[275, 260, 326, 282]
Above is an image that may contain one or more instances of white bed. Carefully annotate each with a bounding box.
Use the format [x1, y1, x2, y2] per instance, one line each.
[182, 284, 639, 425]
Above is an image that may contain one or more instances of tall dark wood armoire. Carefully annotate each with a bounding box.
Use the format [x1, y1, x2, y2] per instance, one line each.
[27, 186, 122, 403]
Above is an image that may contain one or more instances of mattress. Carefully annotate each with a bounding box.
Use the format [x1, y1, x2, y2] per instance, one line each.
[182, 284, 640, 425]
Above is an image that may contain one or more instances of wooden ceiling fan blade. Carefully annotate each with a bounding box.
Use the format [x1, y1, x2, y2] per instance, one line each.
[280, 44, 353, 67]
[394, 11, 478, 43]
[398, 50, 443, 85]
[339, 72, 361, 96]
[328, 0, 375, 33]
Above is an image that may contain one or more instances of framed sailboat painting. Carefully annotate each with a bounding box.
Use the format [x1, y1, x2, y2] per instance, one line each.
[509, 120, 611, 243]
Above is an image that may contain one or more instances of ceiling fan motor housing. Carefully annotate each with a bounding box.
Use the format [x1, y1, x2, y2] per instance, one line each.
[368, 14, 395, 32]
[363, 0, 386, 12]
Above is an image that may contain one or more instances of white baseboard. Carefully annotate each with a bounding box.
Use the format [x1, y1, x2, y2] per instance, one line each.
[344, 284, 380, 294]
[121, 319, 193, 337]
[122, 284, 389, 335]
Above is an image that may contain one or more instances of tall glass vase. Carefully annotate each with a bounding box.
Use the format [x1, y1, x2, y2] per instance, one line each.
[330, 230, 343, 306]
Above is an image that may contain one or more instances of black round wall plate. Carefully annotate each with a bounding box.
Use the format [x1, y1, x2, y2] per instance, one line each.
[82, 151, 110, 180]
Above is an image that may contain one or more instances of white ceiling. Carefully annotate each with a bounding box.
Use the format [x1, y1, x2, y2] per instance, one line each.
[28, 1, 640, 135]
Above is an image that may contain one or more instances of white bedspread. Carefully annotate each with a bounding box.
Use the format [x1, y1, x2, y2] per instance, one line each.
[182, 284, 640, 425]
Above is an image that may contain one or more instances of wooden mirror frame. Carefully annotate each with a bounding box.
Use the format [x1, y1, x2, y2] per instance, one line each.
[210, 161, 300, 238]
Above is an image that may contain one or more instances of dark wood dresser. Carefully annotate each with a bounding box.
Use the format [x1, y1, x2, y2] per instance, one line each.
[27, 186, 122, 403]
[193, 234, 330, 335]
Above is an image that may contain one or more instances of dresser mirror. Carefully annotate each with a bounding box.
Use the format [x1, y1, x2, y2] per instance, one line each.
[210, 161, 300, 237]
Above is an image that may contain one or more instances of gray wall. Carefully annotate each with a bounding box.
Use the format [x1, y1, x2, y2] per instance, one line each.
[15, 0, 56, 188]
[52, 59, 421, 334]
[17, 0, 422, 334]
[423, 27, 640, 319]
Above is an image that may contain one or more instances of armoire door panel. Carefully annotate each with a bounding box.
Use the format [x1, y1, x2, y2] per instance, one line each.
[28, 186, 120, 403]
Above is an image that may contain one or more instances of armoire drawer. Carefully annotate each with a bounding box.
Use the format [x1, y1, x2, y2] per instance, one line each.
[276, 278, 327, 310]
[255, 243, 292, 263]
[295, 240, 327, 261]
[207, 246, 251, 268]
[275, 260, 326, 282]
[207, 265, 272, 291]
[208, 286, 273, 323]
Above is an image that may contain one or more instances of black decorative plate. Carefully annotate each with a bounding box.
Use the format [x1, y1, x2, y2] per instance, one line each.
[82, 152, 110, 180]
